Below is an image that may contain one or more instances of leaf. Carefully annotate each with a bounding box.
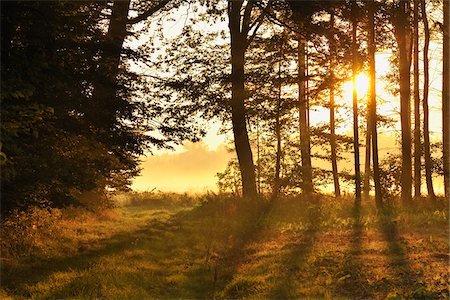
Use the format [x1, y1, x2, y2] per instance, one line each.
[337, 274, 351, 282]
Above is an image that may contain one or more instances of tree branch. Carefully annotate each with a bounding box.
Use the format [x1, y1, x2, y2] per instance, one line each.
[241, 1, 254, 35]
[127, 0, 171, 25]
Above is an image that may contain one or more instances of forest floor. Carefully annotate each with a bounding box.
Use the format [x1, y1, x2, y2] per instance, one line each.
[1, 193, 449, 299]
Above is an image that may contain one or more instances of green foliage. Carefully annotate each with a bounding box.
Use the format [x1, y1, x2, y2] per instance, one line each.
[0, 1, 205, 212]
[216, 160, 242, 196]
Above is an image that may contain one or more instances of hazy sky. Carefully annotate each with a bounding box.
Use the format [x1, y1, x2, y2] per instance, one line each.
[131, 122, 233, 192]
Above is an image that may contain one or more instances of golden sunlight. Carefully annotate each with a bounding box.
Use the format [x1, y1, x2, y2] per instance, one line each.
[342, 72, 370, 101]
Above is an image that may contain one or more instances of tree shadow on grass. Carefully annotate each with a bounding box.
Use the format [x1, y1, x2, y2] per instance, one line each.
[264, 203, 321, 299]
[2, 206, 230, 299]
[266, 228, 318, 299]
[3, 200, 276, 299]
[377, 207, 426, 298]
[334, 203, 371, 299]
[210, 198, 320, 299]
[2, 209, 183, 296]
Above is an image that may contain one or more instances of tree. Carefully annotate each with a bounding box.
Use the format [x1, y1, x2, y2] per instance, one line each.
[288, 0, 315, 194]
[227, 0, 265, 199]
[368, 0, 383, 209]
[0, 0, 199, 213]
[421, 0, 435, 200]
[273, 63, 283, 199]
[329, 11, 341, 198]
[443, 0, 450, 198]
[413, 0, 422, 199]
[351, 0, 362, 203]
[391, 0, 413, 204]
[364, 96, 372, 199]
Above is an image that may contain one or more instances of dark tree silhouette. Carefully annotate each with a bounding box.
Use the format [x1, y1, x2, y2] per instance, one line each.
[443, 0, 450, 198]
[368, 1, 382, 209]
[227, 0, 265, 199]
[351, 0, 361, 203]
[413, 0, 421, 199]
[420, 0, 435, 200]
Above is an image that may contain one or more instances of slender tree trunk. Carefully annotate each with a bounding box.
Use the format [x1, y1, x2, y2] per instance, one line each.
[413, 0, 422, 199]
[256, 117, 261, 196]
[394, 0, 413, 204]
[352, 3, 361, 203]
[443, 0, 450, 198]
[297, 31, 313, 193]
[421, 0, 436, 200]
[329, 13, 341, 198]
[368, 1, 383, 209]
[363, 4, 372, 200]
[228, 1, 258, 199]
[273, 64, 282, 198]
[364, 108, 372, 199]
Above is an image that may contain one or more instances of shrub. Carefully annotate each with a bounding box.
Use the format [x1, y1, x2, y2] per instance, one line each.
[1, 205, 62, 259]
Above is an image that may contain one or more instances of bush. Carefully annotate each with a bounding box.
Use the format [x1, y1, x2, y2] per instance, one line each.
[1, 206, 62, 259]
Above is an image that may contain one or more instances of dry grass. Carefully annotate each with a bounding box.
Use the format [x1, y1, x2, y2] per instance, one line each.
[1, 193, 448, 299]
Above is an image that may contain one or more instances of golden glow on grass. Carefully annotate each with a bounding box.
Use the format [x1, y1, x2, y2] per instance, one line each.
[2, 195, 448, 299]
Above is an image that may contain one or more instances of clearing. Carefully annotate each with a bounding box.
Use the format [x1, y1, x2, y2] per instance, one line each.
[1, 194, 449, 299]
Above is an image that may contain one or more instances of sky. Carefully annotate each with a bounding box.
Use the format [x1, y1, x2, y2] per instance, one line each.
[130, 2, 445, 194]
[131, 122, 233, 192]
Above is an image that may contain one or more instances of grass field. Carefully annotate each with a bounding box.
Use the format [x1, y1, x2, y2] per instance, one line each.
[1, 193, 449, 299]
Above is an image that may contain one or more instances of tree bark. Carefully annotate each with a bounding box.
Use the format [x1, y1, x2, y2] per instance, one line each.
[297, 31, 314, 194]
[273, 64, 282, 199]
[352, 2, 361, 203]
[421, 0, 436, 200]
[368, 1, 383, 209]
[256, 117, 261, 196]
[90, 0, 131, 128]
[443, 0, 450, 199]
[329, 12, 341, 198]
[228, 0, 258, 199]
[364, 106, 372, 200]
[393, 0, 413, 204]
[413, 0, 422, 199]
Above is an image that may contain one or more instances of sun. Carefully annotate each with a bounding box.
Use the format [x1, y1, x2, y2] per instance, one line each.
[342, 72, 370, 101]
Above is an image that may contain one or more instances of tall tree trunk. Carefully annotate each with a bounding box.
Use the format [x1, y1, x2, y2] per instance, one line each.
[421, 0, 436, 200]
[394, 0, 413, 204]
[90, 0, 130, 128]
[329, 13, 341, 198]
[368, 1, 383, 209]
[363, 2, 372, 200]
[352, 2, 361, 203]
[273, 64, 282, 198]
[228, 0, 258, 199]
[413, 0, 422, 199]
[297, 31, 313, 194]
[443, 0, 450, 198]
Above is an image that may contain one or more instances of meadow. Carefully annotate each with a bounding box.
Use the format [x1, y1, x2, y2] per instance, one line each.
[1, 192, 448, 299]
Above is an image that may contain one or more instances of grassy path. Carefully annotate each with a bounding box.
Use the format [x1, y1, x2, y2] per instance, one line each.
[2, 196, 449, 299]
